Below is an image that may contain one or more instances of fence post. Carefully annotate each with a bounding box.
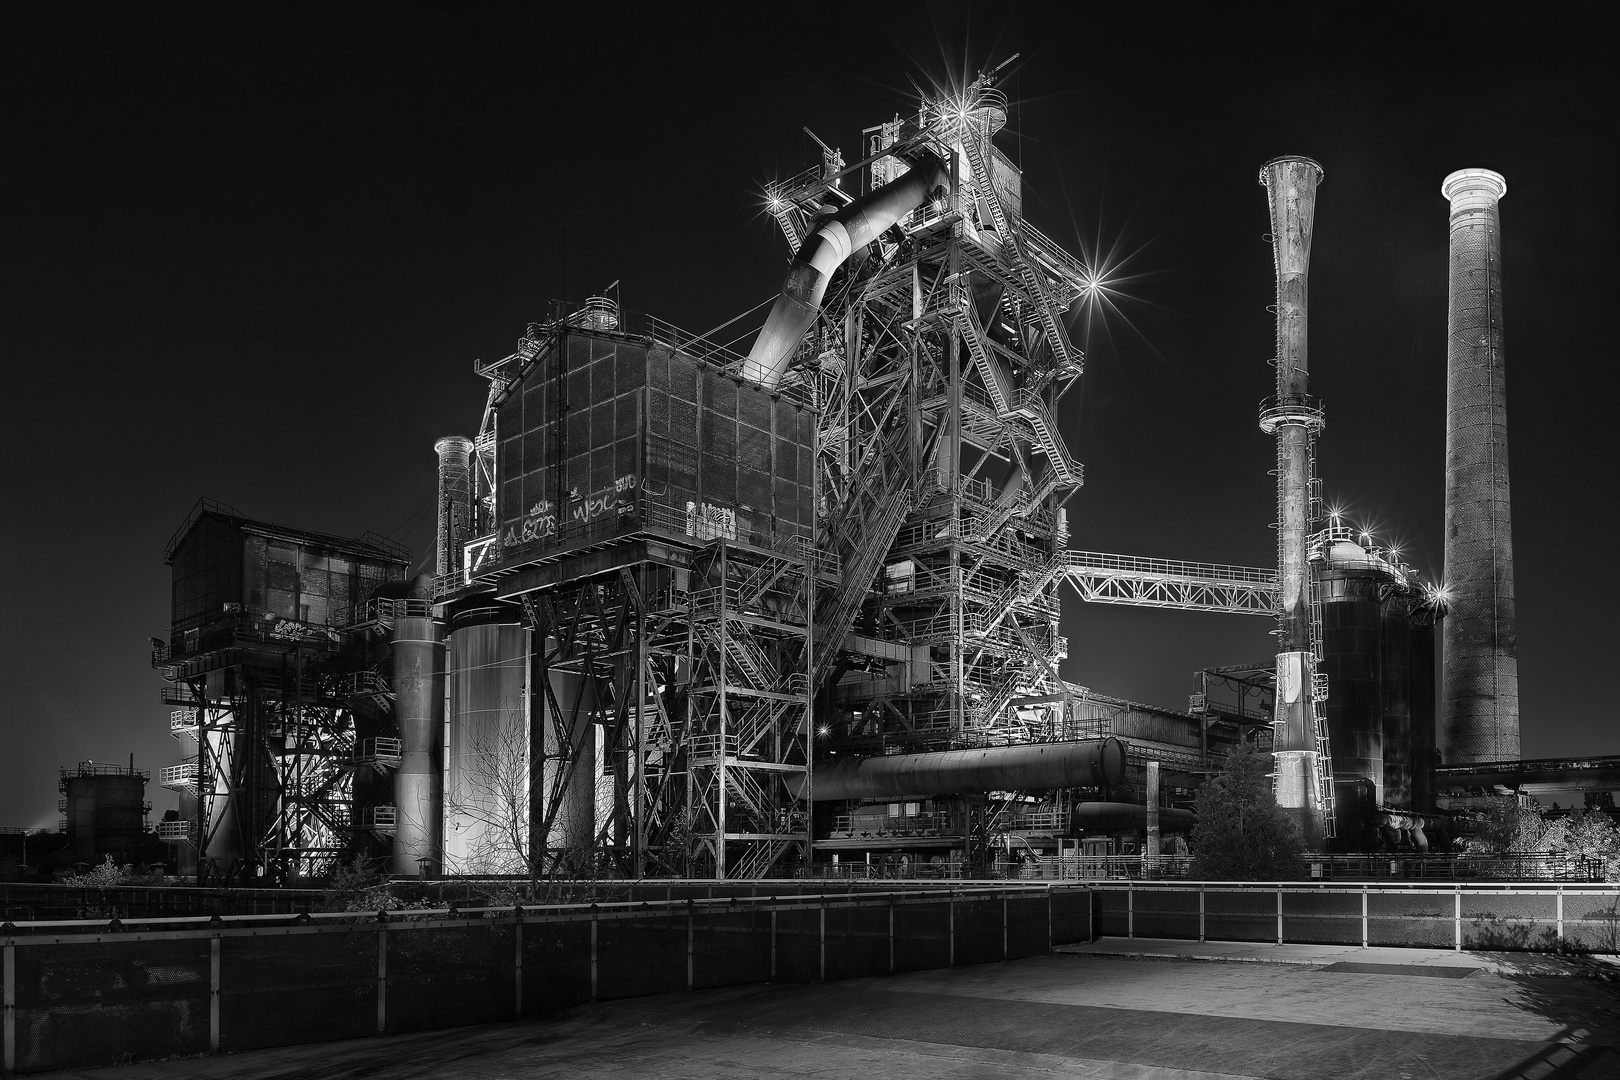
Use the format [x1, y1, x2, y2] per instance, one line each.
[1198, 885, 1205, 943]
[1046, 887, 1053, 953]
[1127, 883, 1134, 939]
[1361, 886, 1368, 949]
[687, 903, 695, 990]
[1557, 887, 1565, 944]
[819, 899, 826, 983]
[376, 925, 387, 1034]
[1003, 895, 1009, 960]
[770, 907, 778, 980]
[4, 942, 15, 1076]
[1454, 888, 1462, 952]
[889, 897, 896, 972]
[590, 908, 599, 1001]
[209, 935, 221, 1052]
[948, 893, 956, 965]
[514, 918, 524, 1018]
[1277, 887, 1284, 945]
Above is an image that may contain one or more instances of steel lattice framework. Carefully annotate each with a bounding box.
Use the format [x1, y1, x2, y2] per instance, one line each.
[772, 75, 1088, 754]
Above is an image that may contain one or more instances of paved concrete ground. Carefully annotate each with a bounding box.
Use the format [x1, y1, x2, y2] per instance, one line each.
[30, 940, 1620, 1080]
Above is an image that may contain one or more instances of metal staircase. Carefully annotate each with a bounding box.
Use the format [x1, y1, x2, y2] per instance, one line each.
[814, 426, 915, 687]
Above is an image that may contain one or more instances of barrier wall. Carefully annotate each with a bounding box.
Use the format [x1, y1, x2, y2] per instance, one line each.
[1, 884, 1091, 1075]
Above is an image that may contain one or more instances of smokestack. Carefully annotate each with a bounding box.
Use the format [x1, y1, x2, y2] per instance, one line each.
[1440, 168, 1517, 764]
[1259, 156, 1331, 846]
[1145, 760, 1161, 859]
[434, 436, 475, 580]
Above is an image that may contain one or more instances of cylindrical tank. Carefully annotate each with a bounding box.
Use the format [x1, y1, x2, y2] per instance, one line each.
[1380, 595, 1414, 809]
[1319, 541, 1386, 804]
[807, 738, 1126, 802]
[392, 577, 446, 875]
[434, 436, 475, 580]
[1440, 168, 1518, 764]
[444, 604, 530, 874]
[542, 655, 597, 867]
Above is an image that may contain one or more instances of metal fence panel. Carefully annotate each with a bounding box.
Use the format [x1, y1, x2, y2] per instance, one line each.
[893, 901, 951, 972]
[822, 903, 890, 981]
[1132, 888, 1201, 939]
[1201, 889, 1277, 942]
[1564, 893, 1620, 952]
[1007, 894, 1051, 959]
[1366, 891, 1453, 948]
[521, 921, 591, 1015]
[1281, 890, 1361, 945]
[692, 908, 772, 989]
[952, 896, 1004, 966]
[1094, 888, 1128, 937]
[771, 906, 821, 983]
[1461, 891, 1557, 950]
[13, 938, 211, 1072]
[594, 912, 686, 1000]
[386, 923, 514, 1033]
[1049, 886, 1091, 945]
[220, 931, 377, 1050]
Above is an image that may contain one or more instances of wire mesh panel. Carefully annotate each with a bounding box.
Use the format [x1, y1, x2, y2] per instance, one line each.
[1280, 890, 1360, 945]
[594, 910, 686, 1000]
[12, 939, 211, 1072]
[220, 929, 377, 1051]
[1201, 889, 1277, 942]
[952, 895, 1005, 966]
[691, 907, 772, 989]
[385, 922, 514, 1033]
[521, 919, 592, 1016]
[1006, 893, 1050, 959]
[1048, 886, 1091, 945]
[1093, 889, 1128, 937]
[1461, 891, 1557, 950]
[892, 900, 951, 973]
[1131, 889, 1200, 939]
[1367, 891, 1453, 948]
[821, 903, 889, 981]
[771, 905, 822, 983]
[1563, 893, 1620, 953]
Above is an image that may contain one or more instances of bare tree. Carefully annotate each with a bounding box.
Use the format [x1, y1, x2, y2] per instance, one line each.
[443, 716, 531, 876]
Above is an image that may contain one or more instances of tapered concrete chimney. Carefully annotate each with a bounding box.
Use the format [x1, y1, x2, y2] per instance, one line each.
[1440, 168, 1518, 764]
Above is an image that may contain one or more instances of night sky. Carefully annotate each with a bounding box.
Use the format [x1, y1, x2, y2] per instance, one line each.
[4, 4, 1613, 828]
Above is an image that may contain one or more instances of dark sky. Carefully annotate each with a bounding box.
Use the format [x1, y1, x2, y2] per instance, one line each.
[3, 4, 1613, 828]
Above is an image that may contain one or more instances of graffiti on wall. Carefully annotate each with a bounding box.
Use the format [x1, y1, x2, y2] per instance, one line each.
[502, 475, 638, 548]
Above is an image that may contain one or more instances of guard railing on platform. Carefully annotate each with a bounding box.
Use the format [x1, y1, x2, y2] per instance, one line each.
[1091, 879, 1620, 954]
[0, 883, 1092, 1075]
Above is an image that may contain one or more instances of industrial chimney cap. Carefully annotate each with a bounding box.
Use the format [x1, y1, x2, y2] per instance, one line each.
[1441, 168, 1507, 204]
[1258, 155, 1325, 185]
[434, 435, 474, 457]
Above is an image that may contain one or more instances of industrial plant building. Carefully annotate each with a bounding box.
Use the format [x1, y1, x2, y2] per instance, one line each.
[149, 73, 1542, 883]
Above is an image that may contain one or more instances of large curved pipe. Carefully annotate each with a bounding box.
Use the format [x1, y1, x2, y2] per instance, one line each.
[1071, 802, 1196, 834]
[742, 158, 950, 389]
[805, 738, 1126, 802]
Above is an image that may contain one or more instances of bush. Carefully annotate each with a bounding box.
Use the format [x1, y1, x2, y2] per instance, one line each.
[59, 854, 134, 887]
[1189, 742, 1307, 880]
